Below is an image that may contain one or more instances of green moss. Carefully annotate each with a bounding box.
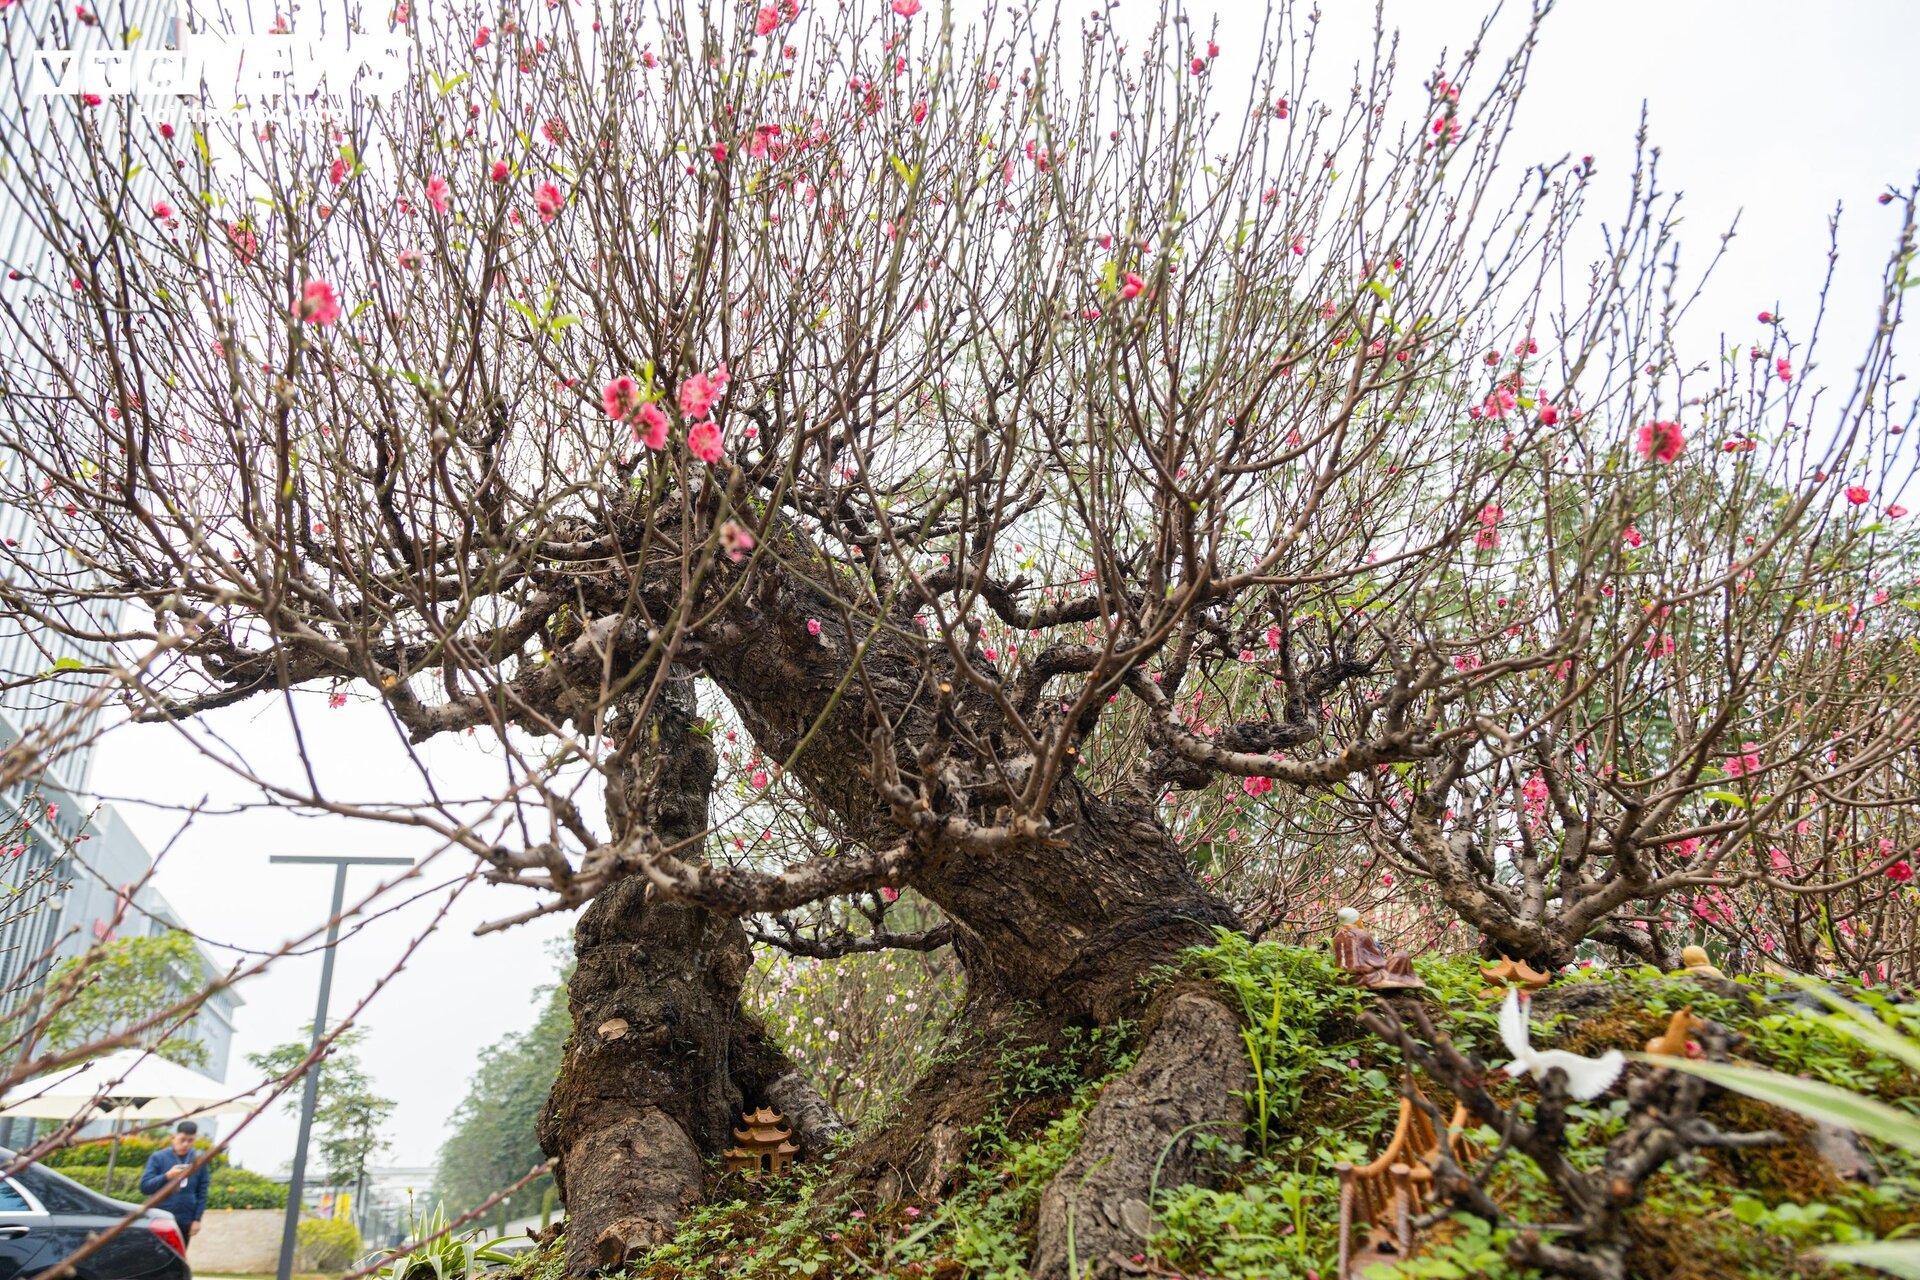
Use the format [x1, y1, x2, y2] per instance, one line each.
[577, 949, 1918, 1280]
[1168, 941, 1920, 1280]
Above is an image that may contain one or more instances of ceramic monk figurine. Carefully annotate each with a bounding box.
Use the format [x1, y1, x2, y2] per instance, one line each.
[1679, 945, 1726, 979]
[1332, 907, 1426, 990]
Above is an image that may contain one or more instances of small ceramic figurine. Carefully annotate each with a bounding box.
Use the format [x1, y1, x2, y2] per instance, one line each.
[1478, 956, 1552, 1000]
[1680, 945, 1726, 979]
[1644, 1008, 1706, 1058]
[1331, 907, 1426, 990]
[724, 1107, 798, 1176]
[1498, 989, 1625, 1100]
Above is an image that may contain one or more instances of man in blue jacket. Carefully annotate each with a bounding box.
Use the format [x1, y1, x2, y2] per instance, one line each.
[139, 1121, 211, 1250]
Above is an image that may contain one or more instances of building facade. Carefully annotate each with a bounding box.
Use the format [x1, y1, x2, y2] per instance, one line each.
[0, 0, 240, 1104]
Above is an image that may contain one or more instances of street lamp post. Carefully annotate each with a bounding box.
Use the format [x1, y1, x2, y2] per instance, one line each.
[269, 855, 411, 1280]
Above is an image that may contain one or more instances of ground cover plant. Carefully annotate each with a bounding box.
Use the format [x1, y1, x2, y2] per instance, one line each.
[505, 941, 1920, 1279]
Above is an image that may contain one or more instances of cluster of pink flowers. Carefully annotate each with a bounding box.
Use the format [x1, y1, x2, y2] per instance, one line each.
[1724, 741, 1762, 779]
[292, 280, 341, 326]
[601, 364, 731, 464]
[1521, 773, 1549, 820]
[1474, 503, 1503, 550]
[1636, 419, 1685, 464]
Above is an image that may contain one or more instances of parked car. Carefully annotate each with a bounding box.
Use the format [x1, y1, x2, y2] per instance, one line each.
[0, 1150, 190, 1280]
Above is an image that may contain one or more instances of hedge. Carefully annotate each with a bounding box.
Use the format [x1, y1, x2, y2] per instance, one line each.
[50, 1163, 289, 1209]
[40, 1136, 228, 1170]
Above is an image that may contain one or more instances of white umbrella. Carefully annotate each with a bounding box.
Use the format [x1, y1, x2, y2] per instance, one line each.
[0, 1049, 258, 1121]
[0, 1050, 262, 1196]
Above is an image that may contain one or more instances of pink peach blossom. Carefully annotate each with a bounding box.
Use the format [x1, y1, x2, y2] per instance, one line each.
[293, 279, 342, 325]
[679, 368, 727, 418]
[688, 420, 724, 463]
[1635, 419, 1684, 464]
[602, 376, 640, 420]
[720, 521, 756, 561]
[635, 401, 669, 450]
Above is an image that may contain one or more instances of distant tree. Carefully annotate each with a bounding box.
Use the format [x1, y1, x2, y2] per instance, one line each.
[249, 1027, 395, 1190]
[434, 969, 570, 1223]
[43, 933, 208, 1070]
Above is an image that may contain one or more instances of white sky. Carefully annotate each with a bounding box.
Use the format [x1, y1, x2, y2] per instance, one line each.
[86, 0, 1920, 1179]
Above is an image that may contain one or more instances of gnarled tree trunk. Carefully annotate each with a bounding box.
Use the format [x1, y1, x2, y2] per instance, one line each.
[699, 574, 1245, 1199]
[537, 675, 842, 1273]
[548, 560, 1254, 1269]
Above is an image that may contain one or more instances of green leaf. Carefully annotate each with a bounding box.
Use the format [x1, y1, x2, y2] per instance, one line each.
[1641, 1055, 1920, 1157]
[50, 656, 84, 672]
[1817, 1242, 1920, 1279]
[1700, 790, 1747, 808]
[1772, 973, 1920, 1076]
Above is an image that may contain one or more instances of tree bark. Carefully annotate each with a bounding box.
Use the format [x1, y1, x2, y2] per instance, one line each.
[537, 675, 842, 1274]
[537, 883, 751, 1272]
[700, 576, 1241, 1022]
[1030, 991, 1251, 1280]
[542, 557, 1251, 1259]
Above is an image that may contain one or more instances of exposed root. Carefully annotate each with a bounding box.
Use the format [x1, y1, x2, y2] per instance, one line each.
[563, 1108, 705, 1269]
[1029, 993, 1251, 1280]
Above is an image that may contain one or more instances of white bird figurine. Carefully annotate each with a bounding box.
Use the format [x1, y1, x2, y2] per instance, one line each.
[1497, 988, 1625, 1101]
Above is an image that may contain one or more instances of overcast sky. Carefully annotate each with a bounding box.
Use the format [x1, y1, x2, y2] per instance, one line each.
[83, 0, 1920, 1180]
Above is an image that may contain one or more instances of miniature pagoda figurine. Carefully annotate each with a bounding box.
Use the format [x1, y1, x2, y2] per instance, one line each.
[723, 1107, 798, 1176]
[1331, 908, 1425, 990]
[1679, 945, 1726, 979]
[1644, 1008, 1706, 1058]
[1477, 956, 1552, 1000]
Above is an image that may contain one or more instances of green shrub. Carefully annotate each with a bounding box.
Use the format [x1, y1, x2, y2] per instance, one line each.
[208, 1166, 290, 1209]
[51, 1162, 287, 1208]
[43, 1164, 140, 1199]
[40, 1136, 226, 1170]
[297, 1216, 363, 1271]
